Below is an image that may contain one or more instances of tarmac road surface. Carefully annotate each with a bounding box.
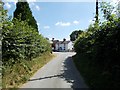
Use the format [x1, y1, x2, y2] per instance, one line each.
[20, 52, 88, 89]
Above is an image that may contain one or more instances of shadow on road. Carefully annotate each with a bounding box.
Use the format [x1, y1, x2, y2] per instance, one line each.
[60, 57, 88, 88]
[29, 74, 64, 81]
[29, 56, 88, 88]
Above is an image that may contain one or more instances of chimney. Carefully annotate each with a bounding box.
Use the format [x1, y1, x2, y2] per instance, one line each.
[52, 38, 54, 41]
[63, 38, 66, 41]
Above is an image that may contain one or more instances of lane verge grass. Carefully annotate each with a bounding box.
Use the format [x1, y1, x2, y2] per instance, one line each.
[72, 54, 116, 88]
[2, 52, 55, 88]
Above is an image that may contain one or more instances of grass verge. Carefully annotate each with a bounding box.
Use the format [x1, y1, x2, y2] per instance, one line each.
[2, 52, 55, 88]
[72, 54, 119, 88]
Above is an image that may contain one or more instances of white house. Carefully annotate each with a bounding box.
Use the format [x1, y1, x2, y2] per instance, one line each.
[52, 38, 73, 52]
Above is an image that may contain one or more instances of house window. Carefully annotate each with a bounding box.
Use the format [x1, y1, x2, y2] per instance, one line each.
[59, 47, 62, 50]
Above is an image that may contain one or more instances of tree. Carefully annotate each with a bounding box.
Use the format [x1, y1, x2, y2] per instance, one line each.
[13, 0, 38, 32]
[2, 0, 51, 63]
[70, 30, 83, 41]
[100, 2, 114, 21]
[74, 2, 120, 88]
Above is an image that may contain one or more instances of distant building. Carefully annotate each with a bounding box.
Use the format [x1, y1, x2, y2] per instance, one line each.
[51, 38, 73, 52]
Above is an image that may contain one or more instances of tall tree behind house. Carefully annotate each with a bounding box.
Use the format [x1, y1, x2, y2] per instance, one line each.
[13, 0, 38, 32]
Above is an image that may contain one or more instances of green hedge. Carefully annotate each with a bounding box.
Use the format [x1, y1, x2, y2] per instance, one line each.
[74, 16, 120, 88]
[74, 2, 120, 88]
[2, 19, 51, 65]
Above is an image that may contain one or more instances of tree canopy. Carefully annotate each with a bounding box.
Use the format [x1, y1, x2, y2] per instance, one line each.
[73, 2, 120, 88]
[13, 0, 38, 32]
[70, 30, 83, 41]
[2, 0, 51, 65]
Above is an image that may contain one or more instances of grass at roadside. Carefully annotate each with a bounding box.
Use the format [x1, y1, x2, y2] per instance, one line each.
[2, 52, 55, 88]
[72, 54, 116, 88]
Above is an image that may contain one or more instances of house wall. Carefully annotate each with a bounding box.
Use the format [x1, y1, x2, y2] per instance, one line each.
[68, 41, 73, 51]
[55, 44, 58, 50]
[65, 44, 68, 51]
[59, 44, 65, 51]
[54, 41, 73, 52]
[55, 43, 68, 51]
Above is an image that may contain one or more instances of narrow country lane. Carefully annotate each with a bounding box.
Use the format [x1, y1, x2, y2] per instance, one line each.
[20, 52, 88, 89]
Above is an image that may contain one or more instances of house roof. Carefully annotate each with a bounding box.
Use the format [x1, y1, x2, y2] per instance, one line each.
[56, 41, 70, 44]
[52, 40, 70, 44]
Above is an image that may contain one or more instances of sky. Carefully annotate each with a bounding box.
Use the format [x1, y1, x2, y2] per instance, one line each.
[3, 0, 119, 40]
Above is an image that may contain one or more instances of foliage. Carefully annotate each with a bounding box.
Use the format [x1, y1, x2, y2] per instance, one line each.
[0, 2, 52, 88]
[70, 30, 83, 41]
[2, 52, 54, 88]
[1, 0, 51, 65]
[13, 0, 38, 32]
[74, 2, 120, 88]
[2, 19, 51, 64]
[0, 1, 7, 23]
[100, 2, 115, 21]
[1, 0, 52, 88]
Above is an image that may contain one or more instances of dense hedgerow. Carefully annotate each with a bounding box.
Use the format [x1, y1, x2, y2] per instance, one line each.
[2, 19, 51, 65]
[1, 0, 51, 65]
[74, 2, 120, 88]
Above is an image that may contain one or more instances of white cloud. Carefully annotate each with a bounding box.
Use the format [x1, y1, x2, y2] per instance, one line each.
[29, 2, 41, 11]
[37, 23, 40, 26]
[55, 22, 71, 27]
[55, 20, 80, 27]
[13, 0, 17, 5]
[4, 3, 11, 9]
[89, 19, 95, 24]
[61, 22, 71, 26]
[110, 0, 120, 6]
[44, 26, 50, 29]
[28, 0, 37, 2]
[30, 2, 35, 6]
[55, 22, 60, 26]
[35, 5, 40, 11]
[111, 0, 120, 3]
[73, 20, 80, 25]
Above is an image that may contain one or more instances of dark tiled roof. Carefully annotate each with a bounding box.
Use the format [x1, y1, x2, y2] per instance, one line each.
[53, 40, 70, 44]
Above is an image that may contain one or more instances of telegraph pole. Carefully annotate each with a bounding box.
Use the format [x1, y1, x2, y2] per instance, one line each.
[95, 0, 99, 23]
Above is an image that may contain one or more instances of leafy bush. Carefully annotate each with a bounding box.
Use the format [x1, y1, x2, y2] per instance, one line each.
[74, 2, 120, 88]
[1, 0, 52, 88]
[2, 19, 51, 64]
